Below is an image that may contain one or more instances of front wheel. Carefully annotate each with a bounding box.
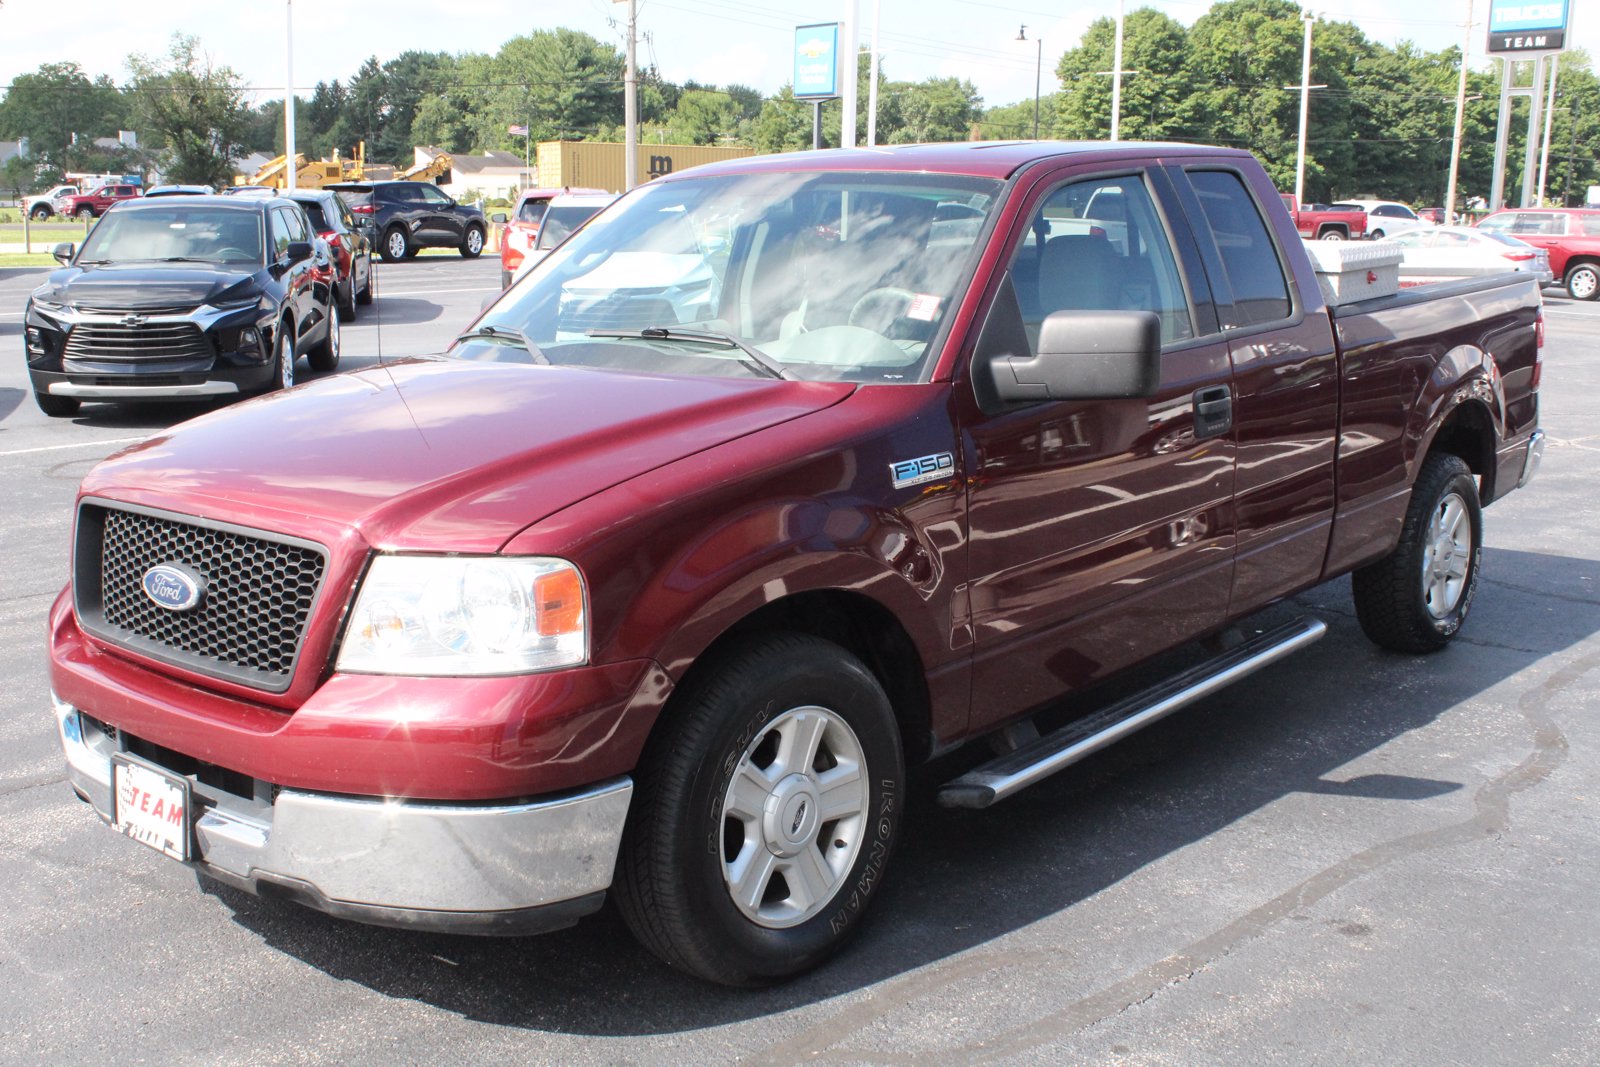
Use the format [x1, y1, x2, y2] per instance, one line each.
[34, 391, 80, 417]
[1352, 452, 1482, 652]
[30, 204, 52, 221]
[75, 206, 95, 220]
[1566, 263, 1599, 301]
[614, 633, 905, 987]
[266, 321, 295, 392]
[460, 225, 485, 258]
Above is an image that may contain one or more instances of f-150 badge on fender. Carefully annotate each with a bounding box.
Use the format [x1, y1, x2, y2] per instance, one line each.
[890, 451, 954, 489]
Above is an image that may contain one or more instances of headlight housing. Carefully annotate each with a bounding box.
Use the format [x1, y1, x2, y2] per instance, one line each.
[337, 556, 587, 675]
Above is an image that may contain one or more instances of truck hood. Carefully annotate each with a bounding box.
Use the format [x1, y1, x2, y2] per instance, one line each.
[80, 358, 854, 552]
[38, 262, 261, 310]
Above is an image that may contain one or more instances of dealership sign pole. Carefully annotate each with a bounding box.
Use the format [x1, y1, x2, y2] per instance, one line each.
[795, 23, 843, 151]
[1486, 0, 1572, 209]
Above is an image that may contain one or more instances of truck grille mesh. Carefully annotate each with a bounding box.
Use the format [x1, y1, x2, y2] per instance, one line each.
[87, 505, 326, 691]
[64, 321, 211, 363]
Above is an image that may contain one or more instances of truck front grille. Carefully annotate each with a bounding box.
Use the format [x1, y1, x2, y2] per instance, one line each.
[74, 501, 328, 694]
[559, 293, 679, 334]
[64, 321, 211, 364]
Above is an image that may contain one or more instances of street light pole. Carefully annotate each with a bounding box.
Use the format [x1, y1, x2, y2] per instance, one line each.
[1537, 56, 1561, 205]
[1445, 0, 1474, 222]
[1017, 26, 1041, 140]
[1111, 0, 1125, 141]
[867, 0, 881, 146]
[624, 0, 638, 190]
[285, 0, 296, 190]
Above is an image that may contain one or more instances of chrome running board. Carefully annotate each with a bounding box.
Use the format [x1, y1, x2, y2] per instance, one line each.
[938, 617, 1328, 809]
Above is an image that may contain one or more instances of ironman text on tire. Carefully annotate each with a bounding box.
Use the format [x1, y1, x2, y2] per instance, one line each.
[614, 633, 905, 986]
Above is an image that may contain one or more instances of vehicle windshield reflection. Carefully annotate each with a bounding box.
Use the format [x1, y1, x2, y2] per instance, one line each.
[455, 170, 1002, 384]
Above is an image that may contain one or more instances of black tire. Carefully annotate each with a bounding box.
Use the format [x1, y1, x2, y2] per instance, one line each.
[264, 320, 295, 392]
[307, 304, 340, 373]
[614, 633, 905, 987]
[1352, 452, 1482, 653]
[1369, 227, 1386, 240]
[339, 276, 357, 321]
[356, 260, 374, 305]
[75, 206, 95, 220]
[1565, 262, 1599, 301]
[1318, 227, 1346, 241]
[34, 391, 79, 417]
[460, 225, 486, 259]
[30, 204, 52, 221]
[380, 226, 410, 263]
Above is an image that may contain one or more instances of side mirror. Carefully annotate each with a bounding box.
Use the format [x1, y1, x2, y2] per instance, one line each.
[286, 241, 313, 264]
[52, 242, 75, 265]
[491, 212, 507, 224]
[974, 274, 1162, 408]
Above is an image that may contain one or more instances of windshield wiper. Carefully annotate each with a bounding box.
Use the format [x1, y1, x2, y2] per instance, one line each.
[586, 326, 793, 381]
[159, 256, 212, 263]
[452, 323, 549, 364]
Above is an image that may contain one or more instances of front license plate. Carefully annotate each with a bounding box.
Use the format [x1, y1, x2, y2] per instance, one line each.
[112, 756, 190, 861]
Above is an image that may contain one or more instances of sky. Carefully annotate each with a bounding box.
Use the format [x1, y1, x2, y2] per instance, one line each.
[0, 0, 1595, 117]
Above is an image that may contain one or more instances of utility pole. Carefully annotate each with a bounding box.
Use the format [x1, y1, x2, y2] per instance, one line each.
[1294, 12, 1313, 208]
[285, 0, 296, 190]
[1445, 0, 1474, 222]
[1111, 0, 1125, 141]
[623, 0, 638, 190]
[841, 0, 859, 148]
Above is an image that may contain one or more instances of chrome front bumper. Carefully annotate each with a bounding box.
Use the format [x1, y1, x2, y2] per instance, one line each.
[54, 692, 632, 935]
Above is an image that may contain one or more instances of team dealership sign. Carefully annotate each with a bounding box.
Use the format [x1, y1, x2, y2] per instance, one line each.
[1487, 0, 1570, 53]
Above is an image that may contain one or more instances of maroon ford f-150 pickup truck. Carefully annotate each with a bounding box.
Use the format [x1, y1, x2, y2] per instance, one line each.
[50, 142, 1544, 986]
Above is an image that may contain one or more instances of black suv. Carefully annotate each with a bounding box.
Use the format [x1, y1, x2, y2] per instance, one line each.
[23, 196, 338, 417]
[327, 180, 487, 262]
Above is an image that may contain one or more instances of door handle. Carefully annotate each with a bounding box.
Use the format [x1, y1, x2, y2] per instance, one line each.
[1194, 385, 1232, 439]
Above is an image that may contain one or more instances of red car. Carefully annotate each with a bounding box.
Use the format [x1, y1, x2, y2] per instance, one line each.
[59, 183, 143, 219]
[497, 186, 605, 287]
[1476, 206, 1600, 299]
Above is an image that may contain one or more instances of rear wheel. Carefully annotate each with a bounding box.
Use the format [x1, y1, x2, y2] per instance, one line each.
[380, 227, 409, 262]
[34, 391, 80, 417]
[460, 225, 485, 258]
[1318, 228, 1346, 241]
[1352, 452, 1482, 652]
[1565, 263, 1599, 301]
[1369, 228, 1386, 240]
[614, 633, 905, 987]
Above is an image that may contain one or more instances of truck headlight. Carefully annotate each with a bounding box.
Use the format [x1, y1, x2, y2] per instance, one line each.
[337, 556, 587, 675]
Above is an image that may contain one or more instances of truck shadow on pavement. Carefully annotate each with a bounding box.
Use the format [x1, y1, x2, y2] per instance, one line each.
[206, 545, 1596, 1034]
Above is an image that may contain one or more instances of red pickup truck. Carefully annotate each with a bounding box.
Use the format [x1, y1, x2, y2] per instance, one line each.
[59, 183, 142, 219]
[1279, 193, 1367, 240]
[50, 142, 1543, 987]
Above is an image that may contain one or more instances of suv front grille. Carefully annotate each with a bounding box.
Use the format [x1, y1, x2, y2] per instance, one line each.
[64, 321, 211, 364]
[74, 501, 328, 694]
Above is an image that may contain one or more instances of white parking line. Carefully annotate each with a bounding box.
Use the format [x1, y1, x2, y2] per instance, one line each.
[371, 286, 498, 297]
[0, 436, 145, 459]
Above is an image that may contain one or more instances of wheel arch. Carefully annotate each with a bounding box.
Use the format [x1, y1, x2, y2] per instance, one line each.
[1420, 392, 1499, 503]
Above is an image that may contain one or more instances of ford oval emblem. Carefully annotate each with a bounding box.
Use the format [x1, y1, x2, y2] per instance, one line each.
[141, 563, 206, 612]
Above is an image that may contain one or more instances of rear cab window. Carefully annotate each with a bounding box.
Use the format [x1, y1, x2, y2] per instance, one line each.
[1184, 170, 1293, 328]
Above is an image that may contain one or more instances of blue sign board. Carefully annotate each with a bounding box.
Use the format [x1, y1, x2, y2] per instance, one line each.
[1487, 0, 1570, 52]
[794, 23, 841, 100]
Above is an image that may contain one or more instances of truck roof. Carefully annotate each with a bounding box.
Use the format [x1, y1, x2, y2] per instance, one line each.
[667, 140, 1253, 181]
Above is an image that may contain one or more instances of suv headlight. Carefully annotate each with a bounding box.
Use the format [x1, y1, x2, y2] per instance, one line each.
[337, 556, 587, 675]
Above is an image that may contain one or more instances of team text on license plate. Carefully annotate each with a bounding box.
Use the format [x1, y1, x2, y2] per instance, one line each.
[112, 756, 190, 861]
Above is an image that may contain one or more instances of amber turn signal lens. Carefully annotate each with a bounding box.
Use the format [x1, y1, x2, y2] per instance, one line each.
[534, 568, 584, 636]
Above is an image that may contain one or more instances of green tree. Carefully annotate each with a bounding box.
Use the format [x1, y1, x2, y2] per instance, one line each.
[1054, 8, 1192, 142]
[328, 57, 389, 160]
[0, 62, 127, 168]
[126, 35, 253, 187]
[1, 153, 38, 199]
[885, 77, 982, 143]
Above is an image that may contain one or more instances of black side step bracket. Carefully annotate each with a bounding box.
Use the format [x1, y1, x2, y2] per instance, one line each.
[938, 617, 1328, 809]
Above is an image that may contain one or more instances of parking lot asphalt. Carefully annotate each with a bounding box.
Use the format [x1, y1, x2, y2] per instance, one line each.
[2, 266, 1599, 1065]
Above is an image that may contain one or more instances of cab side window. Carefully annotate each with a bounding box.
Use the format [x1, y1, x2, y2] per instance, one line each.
[1186, 170, 1292, 328]
[1009, 174, 1193, 351]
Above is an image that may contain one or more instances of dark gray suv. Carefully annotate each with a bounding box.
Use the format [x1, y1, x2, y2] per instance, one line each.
[327, 180, 487, 262]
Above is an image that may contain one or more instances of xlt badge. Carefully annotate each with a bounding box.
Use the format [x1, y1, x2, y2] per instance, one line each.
[890, 452, 954, 490]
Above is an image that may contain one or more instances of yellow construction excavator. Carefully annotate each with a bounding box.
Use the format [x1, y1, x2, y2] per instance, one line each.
[237, 144, 380, 189]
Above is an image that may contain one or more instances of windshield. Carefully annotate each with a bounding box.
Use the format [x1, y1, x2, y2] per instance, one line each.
[78, 207, 264, 264]
[535, 204, 607, 250]
[459, 170, 1002, 384]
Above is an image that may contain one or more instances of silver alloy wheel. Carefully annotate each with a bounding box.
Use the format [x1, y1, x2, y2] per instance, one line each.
[1320, 230, 1345, 241]
[1421, 490, 1471, 618]
[1569, 266, 1598, 300]
[279, 328, 295, 389]
[466, 228, 484, 254]
[720, 704, 870, 929]
[326, 304, 340, 362]
[386, 230, 407, 259]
